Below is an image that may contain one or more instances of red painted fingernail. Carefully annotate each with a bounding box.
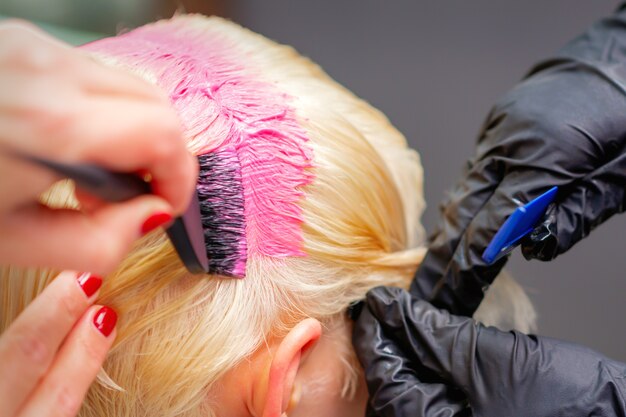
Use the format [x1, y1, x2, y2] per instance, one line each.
[77, 273, 102, 298]
[141, 212, 172, 235]
[93, 306, 117, 337]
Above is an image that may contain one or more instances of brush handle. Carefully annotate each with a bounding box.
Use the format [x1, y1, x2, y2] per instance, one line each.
[165, 191, 209, 274]
[20, 154, 151, 202]
[11, 151, 210, 274]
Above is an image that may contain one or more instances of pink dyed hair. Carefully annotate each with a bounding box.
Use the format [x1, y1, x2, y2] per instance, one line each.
[83, 19, 314, 275]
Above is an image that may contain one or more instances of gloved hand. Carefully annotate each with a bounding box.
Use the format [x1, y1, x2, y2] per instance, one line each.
[412, 5, 626, 316]
[351, 286, 626, 417]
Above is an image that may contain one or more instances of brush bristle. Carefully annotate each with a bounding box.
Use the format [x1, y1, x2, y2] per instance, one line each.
[197, 149, 247, 277]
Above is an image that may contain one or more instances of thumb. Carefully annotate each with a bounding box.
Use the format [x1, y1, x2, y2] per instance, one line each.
[1, 195, 172, 274]
[522, 152, 626, 261]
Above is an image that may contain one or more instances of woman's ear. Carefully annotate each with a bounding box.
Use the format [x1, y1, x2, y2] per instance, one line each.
[259, 318, 322, 417]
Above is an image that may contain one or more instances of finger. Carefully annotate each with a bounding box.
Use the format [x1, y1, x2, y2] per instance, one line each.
[413, 163, 572, 316]
[72, 49, 169, 102]
[73, 188, 108, 214]
[0, 151, 58, 211]
[522, 151, 626, 260]
[0, 271, 102, 417]
[0, 20, 70, 63]
[0, 77, 195, 216]
[0, 57, 156, 119]
[411, 69, 615, 315]
[17, 305, 116, 417]
[364, 287, 479, 385]
[0, 20, 162, 102]
[363, 287, 618, 417]
[379, 290, 626, 415]
[353, 293, 469, 417]
[364, 286, 537, 399]
[66, 96, 197, 216]
[0, 61, 196, 215]
[0, 195, 172, 275]
[0, 71, 83, 157]
[0, 68, 196, 217]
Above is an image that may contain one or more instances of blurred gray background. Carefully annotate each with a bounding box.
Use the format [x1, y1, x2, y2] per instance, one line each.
[2, 1, 624, 360]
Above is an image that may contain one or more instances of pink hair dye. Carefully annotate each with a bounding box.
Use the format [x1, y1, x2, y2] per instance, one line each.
[83, 17, 314, 276]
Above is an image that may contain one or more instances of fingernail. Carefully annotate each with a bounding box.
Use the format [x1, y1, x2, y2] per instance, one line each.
[77, 273, 102, 298]
[141, 212, 172, 235]
[93, 306, 117, 337]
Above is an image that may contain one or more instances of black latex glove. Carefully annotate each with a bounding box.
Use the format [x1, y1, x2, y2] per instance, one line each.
[412, 5, 626, 316]
[351, 286, 626, 417]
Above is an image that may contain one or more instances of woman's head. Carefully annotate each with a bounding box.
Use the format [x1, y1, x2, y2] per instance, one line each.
[0, 15, 540, 417]
[2, 15, 426, 417]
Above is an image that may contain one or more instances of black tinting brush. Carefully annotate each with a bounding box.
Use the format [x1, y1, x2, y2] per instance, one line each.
[12, 152, 210, 274]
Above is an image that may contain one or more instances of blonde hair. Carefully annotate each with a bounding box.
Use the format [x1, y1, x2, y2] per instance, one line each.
[0, 15, 534, 417]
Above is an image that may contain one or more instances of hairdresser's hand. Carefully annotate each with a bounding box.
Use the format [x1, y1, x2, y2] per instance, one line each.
[0, 21, 198, 274]
[0, 271, 117, 417]
[412, 6, 626, 316]
[352, 286, 626, 417]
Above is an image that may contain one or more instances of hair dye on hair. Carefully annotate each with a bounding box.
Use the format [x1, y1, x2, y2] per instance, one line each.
[84, 21, 314, 276]
[196, 150, 246, 276]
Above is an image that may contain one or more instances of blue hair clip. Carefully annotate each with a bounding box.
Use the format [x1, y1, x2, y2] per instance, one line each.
[482, 186, 558, 264]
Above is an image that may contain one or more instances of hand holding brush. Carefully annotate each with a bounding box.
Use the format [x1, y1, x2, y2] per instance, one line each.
[0, 20, 197, 275]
